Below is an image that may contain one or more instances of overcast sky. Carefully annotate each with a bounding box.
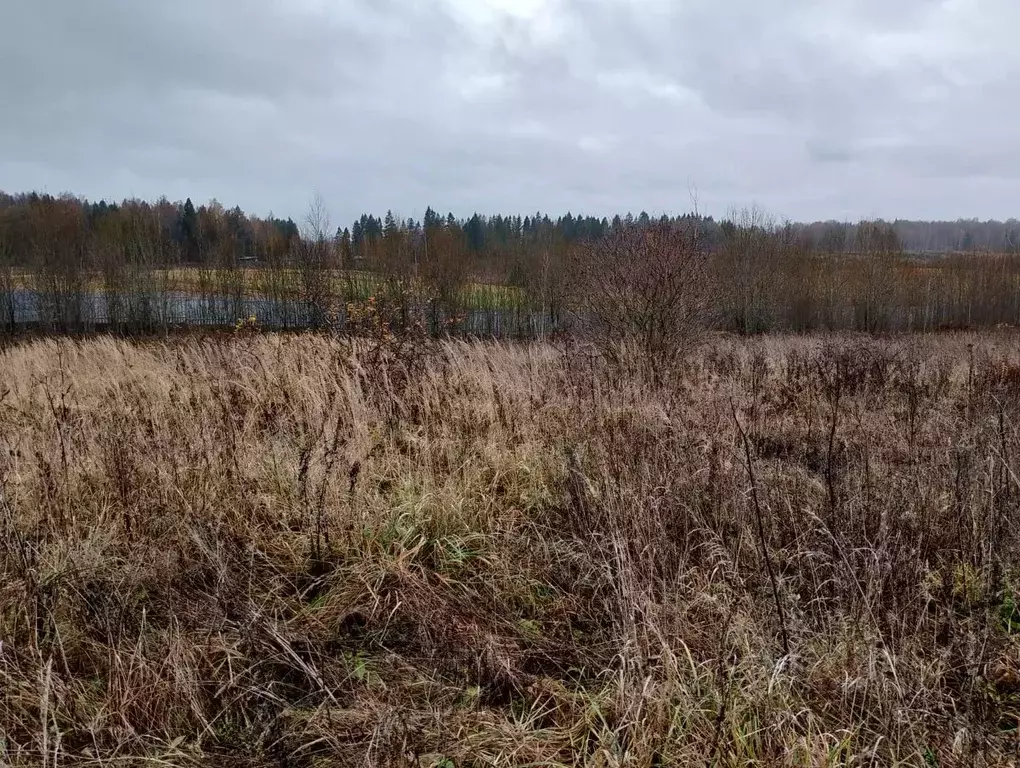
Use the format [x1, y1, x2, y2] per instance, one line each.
[2, 0, 1018, 224]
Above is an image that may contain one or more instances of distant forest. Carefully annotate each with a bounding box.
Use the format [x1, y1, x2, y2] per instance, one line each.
[5, 189, 1020, 336]
[2, 190, 1019, 273]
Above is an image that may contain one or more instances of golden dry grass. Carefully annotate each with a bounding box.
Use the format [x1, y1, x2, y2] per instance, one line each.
[11, 267, 526, 312]
[3, 331, 1020, 765]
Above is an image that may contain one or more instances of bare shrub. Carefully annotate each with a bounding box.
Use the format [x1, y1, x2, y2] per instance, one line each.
[851, 219, 901, 331]
[715, 205, 787, 333]
[421, 221, 471, 328]
[0, 213, 14, 331]
[570, 219, 714, 367]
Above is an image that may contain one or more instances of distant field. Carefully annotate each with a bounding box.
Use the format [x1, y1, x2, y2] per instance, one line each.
[9, 267, 528, 311]
[157, 267, 527, 310]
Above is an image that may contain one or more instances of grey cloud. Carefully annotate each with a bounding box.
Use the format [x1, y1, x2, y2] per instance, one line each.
[2, 0, 1019, 222]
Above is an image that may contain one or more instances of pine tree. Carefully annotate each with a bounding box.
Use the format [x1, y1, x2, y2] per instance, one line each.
[464, 214, 485, 252]
[178, 198, 200, 262]
[338, 227, 353, 267]
[352, 220, 364, 256]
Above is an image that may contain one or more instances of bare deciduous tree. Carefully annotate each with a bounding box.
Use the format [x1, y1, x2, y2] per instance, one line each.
[302, 190, 331, 244]
[298, 191, 337, 326]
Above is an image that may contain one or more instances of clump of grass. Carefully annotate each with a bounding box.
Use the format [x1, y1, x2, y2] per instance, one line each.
[2, 331, 1020, 765]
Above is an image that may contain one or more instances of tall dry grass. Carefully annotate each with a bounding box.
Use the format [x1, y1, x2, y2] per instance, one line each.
[3, 332, 1020, 765]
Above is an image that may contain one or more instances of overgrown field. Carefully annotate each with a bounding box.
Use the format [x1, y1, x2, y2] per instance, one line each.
[4, 332, 1020, 765]
[11, 267, 527, 312]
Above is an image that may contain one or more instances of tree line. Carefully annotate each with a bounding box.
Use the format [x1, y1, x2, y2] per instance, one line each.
[2, 189, 1020, 337]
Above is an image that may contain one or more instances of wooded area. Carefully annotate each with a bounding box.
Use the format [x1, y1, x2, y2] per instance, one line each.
[3, 190, 1020, 336]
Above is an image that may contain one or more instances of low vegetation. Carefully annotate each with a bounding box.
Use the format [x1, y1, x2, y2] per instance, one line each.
[4, 330, 1020, 765]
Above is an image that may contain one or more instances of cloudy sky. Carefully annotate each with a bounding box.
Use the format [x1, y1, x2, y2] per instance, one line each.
[2, 0, 1018, 224]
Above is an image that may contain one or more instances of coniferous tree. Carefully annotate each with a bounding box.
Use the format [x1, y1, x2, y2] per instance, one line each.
[178, 198, 200, 262]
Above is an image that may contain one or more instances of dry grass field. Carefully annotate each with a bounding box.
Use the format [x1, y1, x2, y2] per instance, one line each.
[4, 331, 1020, 765]
[11, 268, 526, 312]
